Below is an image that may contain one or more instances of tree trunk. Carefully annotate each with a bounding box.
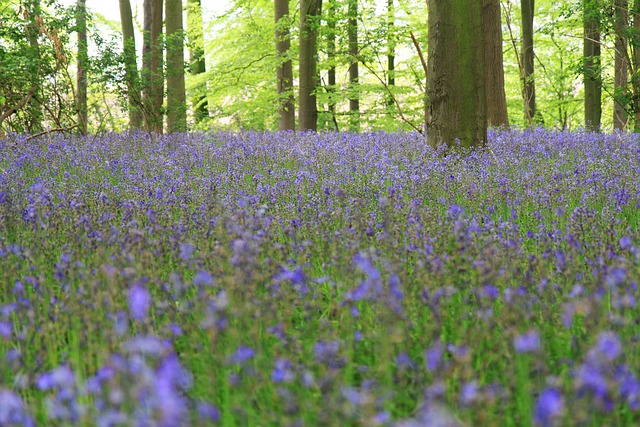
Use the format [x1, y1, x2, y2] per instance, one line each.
[387, 0, 395, 108]
[348, 0, 359, 131]
[166, 0, 186, 132]
[120, 0, 143, 129]
[631, 0, 640, 130]
[142, 0, 152, 129]
[614, 0, 628, 130]
[299, 0, 322, 132]
[77, 0, 88, 133]
[483, 0, 509, 128]
[326, 0, 338, 130]
[521, 0, 536, 125]
[149, 0, 164, 133]
[188, 0, 209, 124]
[275, 0, 295, 130]
[26, 0, 43, 133]
[583, 0, 602, 131]
[427, 0, 486, 149]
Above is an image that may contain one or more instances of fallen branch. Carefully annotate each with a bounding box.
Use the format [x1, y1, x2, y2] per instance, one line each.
[26, 124, 79, 141]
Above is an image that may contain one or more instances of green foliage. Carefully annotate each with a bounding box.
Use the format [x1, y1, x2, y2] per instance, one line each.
[0, 0, 76, 133]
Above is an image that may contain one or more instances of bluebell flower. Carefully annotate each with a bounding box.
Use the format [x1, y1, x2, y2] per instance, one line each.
[425, 341, 443, 372]
[271, 359, 294, 383]
[534, 388, 563, 426]
[128, 283, 151, 322]
[228, 345, 255, 364]
[514, 330, 541, 353]
[0, 389, 35, 427]
[193, 270, 214, 287]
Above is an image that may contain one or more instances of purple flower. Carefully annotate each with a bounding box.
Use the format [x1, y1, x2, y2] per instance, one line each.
[593, 331, 622, 362]
[534, 388, 563, 426]
[620, 236, 633, 249]
[460, 381, 479, 406]
[605, 267, 627, 288]
[128, 283, 151, 322]
[193, 270, 214, 287]
[425, 341, 443, 372]
[271, 358, 294, 383]
[0, 389, 35, 427]
[197, 401, 220, 422]
[0, 322, 11, 339]
[514, 330, 541, 353]
[36, 366, 76, 391]
[228, 345, 254, 364]
[179, 242, 195, 261]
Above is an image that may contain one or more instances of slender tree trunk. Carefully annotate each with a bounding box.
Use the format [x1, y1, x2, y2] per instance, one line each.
[188, 0, 209, 124]
[166, 0, 187, 132]
[614, 0, 629, 130]
[631, 1, 640, 130]
[299, 0, 322, 132]
[427, 0, 486, 149]
[275, 0, 295, 130]
[583, 0, 602, 131]
[77, 0, 88, 133]
[26, 0, 43, 133]
[120, 0, 143, 129]
[483, 0, 509, 128]
[521, 0, 536, 125]
[149, 0, 164, 133]
[325, 0, 338, 130]
[348, 0, 359, 131]
[387, 0, 395, 108]
[142, 0, 152, 129]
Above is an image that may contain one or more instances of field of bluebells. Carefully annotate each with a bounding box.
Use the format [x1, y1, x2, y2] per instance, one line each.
[0, 129, 639, 426]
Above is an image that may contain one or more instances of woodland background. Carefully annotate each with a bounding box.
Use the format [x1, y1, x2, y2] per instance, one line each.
[0, 0, 634, 135]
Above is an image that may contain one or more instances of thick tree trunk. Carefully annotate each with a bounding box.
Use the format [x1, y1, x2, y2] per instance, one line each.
[483, 0, 509, 128]
[299, 0, 322, 132]
[614, 0, 628, 130]
[427, 0, 486, 149]
[188, 0, 209, 124]
[521, 0, 536, 125]
[348, 0, 359, 131]
[120, 0, 143, 129]
[166, 0, 186, 132]
[275, 0, 295, 130]
[583, 0, 602, 131]
[77, 0, 88, 133]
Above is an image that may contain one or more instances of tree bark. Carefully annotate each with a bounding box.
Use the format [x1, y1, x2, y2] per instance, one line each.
[120, 0, 143, 129]
[326, 0, 338, 130]
[387, 0, 395, 108]
[348, 0, 359, 131]
[521, 0, 536, 125]
[427, 0, 486, 149]
[631, 0, 640, 130]
[188, 0, 209, 124]
[275, 0, 295, 130]
[614, 0, 628, 130]
[26, 0, 43, 133]
[483, 0, 509, 128]
[149, 0, 164, 133]
[142, 0, 152, 128]
[299, 0, 322, 132]
[583, 0, 602, 131]
[77, 0, 88, 133]
[166, 0, 186, 132]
